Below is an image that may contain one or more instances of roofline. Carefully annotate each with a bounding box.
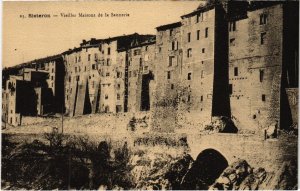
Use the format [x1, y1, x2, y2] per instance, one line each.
[156, 22, 182, 31]
[181, 4, 215, 19]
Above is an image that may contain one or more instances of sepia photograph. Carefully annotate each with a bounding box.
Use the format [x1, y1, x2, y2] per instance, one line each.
[1, 0, 299, 190]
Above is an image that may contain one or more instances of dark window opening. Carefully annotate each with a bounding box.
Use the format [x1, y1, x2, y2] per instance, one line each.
[172, 41, 175, 50]
[107, 47, 111, 55]
[234, 67, 238, 76]
[196, 14, 200, 23]
[260, 13, 268, 25]
[171, 84, 174, 89]
[188, 72, 192, 80]
[167, 71, 171, 79]
[262, 94, 266, 102]
[200, 95, 203, 102]
[205, 27, 208, 38]
[188, 32, 191, 42]
[187, 48, 192, 58]
[260, 32, 266, 45]
[260, 69, 264, 82]
[197, 30, 200, 40]
[229, 84, 233, 95]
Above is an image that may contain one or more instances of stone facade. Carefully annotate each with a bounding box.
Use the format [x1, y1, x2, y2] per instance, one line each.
[152, 1, 298, 132]
[63, 34, 156, 116]
[2, 1, 298, 131]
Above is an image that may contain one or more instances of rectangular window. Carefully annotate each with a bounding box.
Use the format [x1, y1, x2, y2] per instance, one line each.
[200, 95, 203, 102]
[261, 32, 266, 45]
[262, 94, 266, 101]
[260, 69, 264, 82]
[205, 28, 208, 38]
[201, 70, 204, 78]
[202, 48, 205, 53]
[167, 71, 171, 79]
[234, 67, 238, 76]
[197, 30, 200, 40]
[260, 13, 268, 25]
[171, 84, 174, 89]
[229, 84, 233, 94]
[230, 38, 235, 46]
[107, 47, 111, 55]
[196, 14, 199, 23]
[172, 41, 175, 50]
[187, 48, 192, 58]
[188, 72, 192, 80]
[229, 21, 236, 32]
[106, 72, 110, 77]
[170, 29, 173, 36]
[92, 64, 96, 70]
[188, 32, 191, 42]
[107, 58, 110, 66]
[88, 54, 91, 61]
[169, 56, 175, 66]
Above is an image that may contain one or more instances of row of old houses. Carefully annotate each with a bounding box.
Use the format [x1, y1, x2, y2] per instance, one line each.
[2, 1, 298, 132]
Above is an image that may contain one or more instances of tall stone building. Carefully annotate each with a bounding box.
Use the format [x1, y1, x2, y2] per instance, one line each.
[2, 55, 65, 126]
[63, 38, 102, 116]
[152, 1, 298, 132]
[63, 34, 155, 116]
[227, 1, 299, 130]
[126, 38, 156, 113]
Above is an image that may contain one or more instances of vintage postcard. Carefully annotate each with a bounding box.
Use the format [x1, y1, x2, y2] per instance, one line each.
[1, 1, 299, 190]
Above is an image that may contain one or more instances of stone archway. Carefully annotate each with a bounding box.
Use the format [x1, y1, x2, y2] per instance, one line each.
[181, 149, 228, 190]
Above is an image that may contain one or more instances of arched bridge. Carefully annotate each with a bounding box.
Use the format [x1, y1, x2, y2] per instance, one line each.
[186, 133, 297, 170]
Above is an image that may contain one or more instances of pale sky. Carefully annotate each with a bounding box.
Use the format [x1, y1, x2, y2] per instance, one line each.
[3, 1, 203, 68]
